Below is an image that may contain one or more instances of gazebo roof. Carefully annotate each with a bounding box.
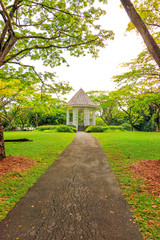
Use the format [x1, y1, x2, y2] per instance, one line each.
[67, 88, 97, 108]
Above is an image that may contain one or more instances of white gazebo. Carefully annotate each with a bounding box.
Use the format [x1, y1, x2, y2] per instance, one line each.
[66, 88, 97, 131]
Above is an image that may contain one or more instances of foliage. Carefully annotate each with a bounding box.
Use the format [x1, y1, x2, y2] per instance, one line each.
[120, 122, 132, 131]
[114, 85, 148, 131]
[86, 126, 104, 132]
[0, 0, 114, 69]
[0, 131, 75, 221]
[142, 118, 156, 132]
[127, 0, 160, 36]
[36, 125, 58, 131]
[36, 124, 77, 132]
[1, 91, 68, 129]
[57, 125, 76, 133]
[112, 51, 160, 88]
[120, 0, 160, 68]
[93, 131, 160, 240]
[113, 0, 160, 133]
[67, 125, 76, 128]
[142, 91, 160, 132]
[87, 90, 121, 125]
[112, 51, 160, 132]
[85, 125, 125, 132]
[96, 117, 107, 125]
[114, 0, 160, 132]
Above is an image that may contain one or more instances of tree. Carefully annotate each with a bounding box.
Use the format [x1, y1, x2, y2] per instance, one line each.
[112, 51, 160, 88]
[0, 0, 114, 160]
[120, 0, 160, 68]
[0, 73, 72, 128]
[112, 46, 160, 132]
[115, 86, 147, 131]
[87, 90, 120, 125]
[142, 91, 160, 132]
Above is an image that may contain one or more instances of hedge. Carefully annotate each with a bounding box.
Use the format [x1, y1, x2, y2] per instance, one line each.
[85, 125, 125, 132]
[36, 125, 77, 133]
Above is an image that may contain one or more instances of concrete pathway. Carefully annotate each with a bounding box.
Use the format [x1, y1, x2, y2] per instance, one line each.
[0, 132, 143, 240]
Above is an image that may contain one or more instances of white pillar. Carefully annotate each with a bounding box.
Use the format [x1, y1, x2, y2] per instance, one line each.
[84, 108, 90, 126]
[93, 110, 96, 125]
[66, 109, 69, 125]
[73, 108, 78, 129]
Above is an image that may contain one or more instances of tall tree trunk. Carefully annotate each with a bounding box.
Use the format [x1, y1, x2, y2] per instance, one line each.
[129, 118, 134, 131]
[35, 113, 39, 128]
[120, 0, 160, 68]
[0, 116, 6, 160]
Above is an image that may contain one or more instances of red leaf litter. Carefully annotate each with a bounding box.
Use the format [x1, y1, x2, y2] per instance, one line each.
[129, 159, 160, 196]
[0, 155, 37, 176]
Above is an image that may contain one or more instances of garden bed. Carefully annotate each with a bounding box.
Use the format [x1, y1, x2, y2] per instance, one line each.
[129, 159, 160, 196]
[0, 155, 36, 176]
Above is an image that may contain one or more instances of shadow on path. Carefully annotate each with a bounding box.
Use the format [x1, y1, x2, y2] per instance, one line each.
[0, 132, 143, 240]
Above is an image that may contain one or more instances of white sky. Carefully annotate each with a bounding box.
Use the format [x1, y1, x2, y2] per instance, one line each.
[37, 1, 145, 100]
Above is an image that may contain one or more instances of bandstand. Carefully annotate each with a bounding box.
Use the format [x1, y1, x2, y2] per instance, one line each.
[66, 89, 97, 131]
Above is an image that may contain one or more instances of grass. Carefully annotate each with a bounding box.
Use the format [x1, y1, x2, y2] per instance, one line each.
[0, 131, 75, 221]
[92, 132, 160, 240]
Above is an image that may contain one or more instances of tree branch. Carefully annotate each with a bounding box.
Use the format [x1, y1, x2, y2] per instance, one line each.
[18, 34, 60, 40]
[3, 37, 98, 65]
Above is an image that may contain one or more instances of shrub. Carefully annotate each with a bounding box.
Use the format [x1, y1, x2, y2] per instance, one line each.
[36, 125, 77, 132]
[120, 123, 131, 131]
[71, 127, 77, 132]
[67, 125, 77, 132]
[85, 125, 125, 132]
[103, 126, 125, 132]
[84, 125, 90, 130]
[67, 124, 76, 128]
[36, 125, 58, 131]
[86, 126, 104, 132]
[96, 117, 106, 126]
[57, 126, 73, 132]
[4, 125, 17, 131]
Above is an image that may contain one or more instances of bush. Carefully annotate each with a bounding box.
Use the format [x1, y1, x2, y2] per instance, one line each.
[85, 125, 125, 132]
[86, 126, 104, 132]
[84, 125, 90, 130]
[36, 125, 58, 131]
[103, 126, 125, 132]
[120, 123, 131, 131]
[67, 125, 77, 132]
[57, 126, 75, 132]
[4, 125, 17, 131]
[36, 125, 77, 132]
[71, 127, 77, 132]
[96, 117, 106, 126]
[142, 118, 156, 132]
[67, 124, 76, 128]
[36, 125, 77, 133]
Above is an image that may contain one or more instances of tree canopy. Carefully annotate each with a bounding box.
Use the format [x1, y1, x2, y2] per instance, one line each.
[0, 0, 114, 68]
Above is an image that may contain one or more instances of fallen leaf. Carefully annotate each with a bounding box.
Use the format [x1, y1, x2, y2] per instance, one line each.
[152, 205, 157, 208]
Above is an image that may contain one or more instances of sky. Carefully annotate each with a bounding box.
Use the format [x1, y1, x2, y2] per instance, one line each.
[38, 1, 145, 100]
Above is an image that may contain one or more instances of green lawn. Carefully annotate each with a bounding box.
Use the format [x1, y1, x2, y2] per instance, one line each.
[0, 131, 75, 221]
[92, 132, 160, 240]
